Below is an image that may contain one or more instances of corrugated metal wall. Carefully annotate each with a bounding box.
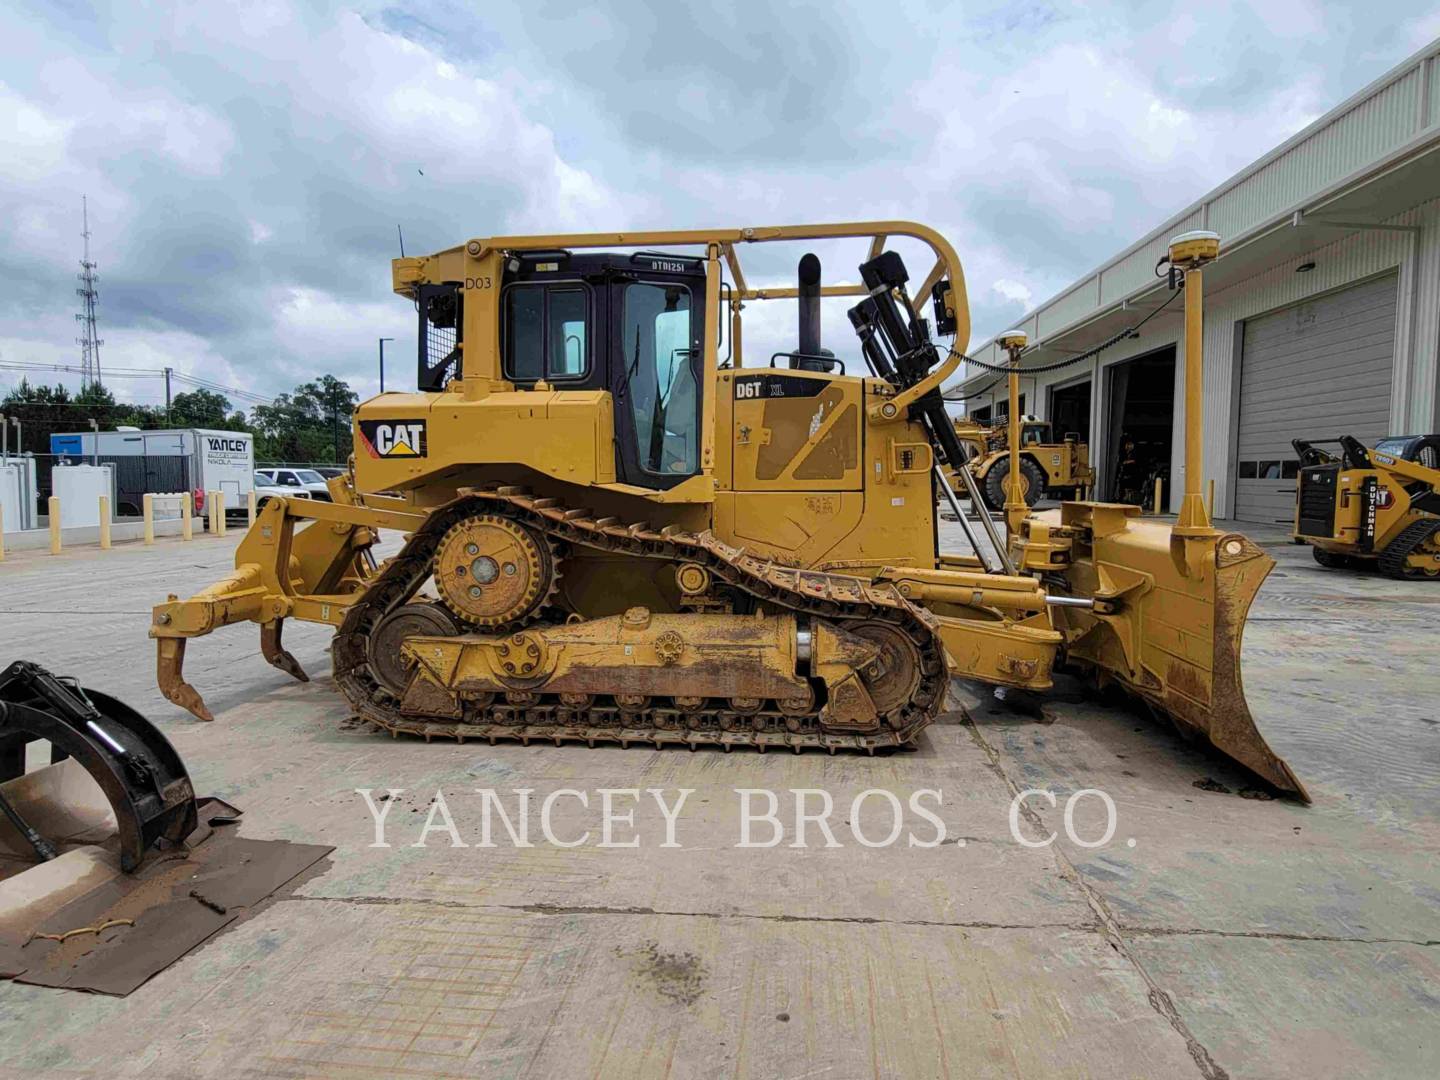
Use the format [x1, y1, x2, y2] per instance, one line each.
[1208, 69, 1422, 242]
[1015, 196, 1440, 516]
[1232, 273, 1397, 522]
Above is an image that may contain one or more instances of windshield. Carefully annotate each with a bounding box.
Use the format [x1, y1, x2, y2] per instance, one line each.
[253, 472, 270, 485]
[624, 282, 697, 475]
[295, 470, 325, 483]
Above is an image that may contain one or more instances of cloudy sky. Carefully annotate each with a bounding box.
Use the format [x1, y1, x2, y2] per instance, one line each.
[3, 0, 1438, 408]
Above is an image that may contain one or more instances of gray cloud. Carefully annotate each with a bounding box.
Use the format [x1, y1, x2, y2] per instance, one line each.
[0, 0, 1436, 407]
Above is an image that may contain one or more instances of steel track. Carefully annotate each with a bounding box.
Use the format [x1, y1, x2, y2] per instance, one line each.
[332, 485, 949, 753]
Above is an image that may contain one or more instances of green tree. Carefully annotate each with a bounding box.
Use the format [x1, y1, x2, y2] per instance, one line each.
[251, 375, 358, 463]
[169, 389, 245, 430]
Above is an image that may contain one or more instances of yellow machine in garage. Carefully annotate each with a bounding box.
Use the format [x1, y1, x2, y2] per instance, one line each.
[151, 222, 1304, 797]
[950, 415, 1093, 510]
[1293, 434, 1440, 578]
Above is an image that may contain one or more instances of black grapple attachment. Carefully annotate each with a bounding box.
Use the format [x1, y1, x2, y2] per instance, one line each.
[0, 662, 198, 872]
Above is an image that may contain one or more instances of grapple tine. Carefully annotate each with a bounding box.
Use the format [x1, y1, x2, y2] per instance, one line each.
[261, 619, 309, 683]
[156, 638, 214, 722]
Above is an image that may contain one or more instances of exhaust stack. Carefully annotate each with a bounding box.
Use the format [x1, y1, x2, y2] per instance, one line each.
[793, 253, 830, 371]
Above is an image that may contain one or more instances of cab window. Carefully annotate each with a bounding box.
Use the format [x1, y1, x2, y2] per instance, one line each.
[623, 282, 697, 475]
[504, 284, 590, 382]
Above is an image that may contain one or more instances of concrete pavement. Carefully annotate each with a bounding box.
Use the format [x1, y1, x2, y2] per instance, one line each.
[0, 515, 1434, 1078]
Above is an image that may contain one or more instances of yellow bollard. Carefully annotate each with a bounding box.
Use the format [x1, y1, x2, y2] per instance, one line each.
[1207, 477, 1216, 520]
[99, 495, 111, 549]
[48, 496, 61, 554]
[207, 490, 219, 535]
[247, 489, 256, 526]
[143, 493, 155, 545]
[215, 491, 227, 537]
[182, 492, 193, 541]
[1152, 476, 1164, 516]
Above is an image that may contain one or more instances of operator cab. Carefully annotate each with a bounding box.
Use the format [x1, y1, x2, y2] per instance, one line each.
[414, 244, 962, 492]
[416, 250, 709, 490]
[1374, 434, 1440, 469]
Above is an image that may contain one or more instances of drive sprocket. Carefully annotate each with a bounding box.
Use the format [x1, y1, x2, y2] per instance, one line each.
[434, 514, 558, 626]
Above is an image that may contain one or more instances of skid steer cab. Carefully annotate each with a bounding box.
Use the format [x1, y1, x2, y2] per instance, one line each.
[1293, 434, 1440, 579]
[152, 221, 1305, 799]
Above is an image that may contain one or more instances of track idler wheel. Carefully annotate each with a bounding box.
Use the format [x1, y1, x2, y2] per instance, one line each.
[848, 621, 923, 719]
[368, 602, 463, 696]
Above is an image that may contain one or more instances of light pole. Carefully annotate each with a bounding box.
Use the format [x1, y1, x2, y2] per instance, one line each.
[379, 337, 394, 393]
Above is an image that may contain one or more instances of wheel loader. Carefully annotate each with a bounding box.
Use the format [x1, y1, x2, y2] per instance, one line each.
[950, 416, 1093, 510]
[150, 222, 1305, 798]
[1293, 434, 1440, 578]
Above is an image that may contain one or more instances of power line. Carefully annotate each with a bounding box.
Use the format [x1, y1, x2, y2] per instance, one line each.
[0, 359, 273, 405]
[0, 361, 164, 379]
[0, 399, 186, 410]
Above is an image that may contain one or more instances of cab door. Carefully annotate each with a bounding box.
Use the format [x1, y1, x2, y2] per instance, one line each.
[608, 276, 707, 490]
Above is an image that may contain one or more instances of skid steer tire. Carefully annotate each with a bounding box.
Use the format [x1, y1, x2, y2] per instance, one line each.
[984, 457, 1045, 510]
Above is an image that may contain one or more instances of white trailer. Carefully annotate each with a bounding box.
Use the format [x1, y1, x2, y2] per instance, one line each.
[50, 428, 254, 517]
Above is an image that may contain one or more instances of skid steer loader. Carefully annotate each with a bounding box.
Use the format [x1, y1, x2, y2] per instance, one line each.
[1293, 434, 1440, 578]
[151, 222, 1304, 798]
[951, 416, 1093, 510]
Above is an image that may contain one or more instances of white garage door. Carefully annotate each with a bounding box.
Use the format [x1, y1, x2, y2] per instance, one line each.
[1234, 273, 1396, 523]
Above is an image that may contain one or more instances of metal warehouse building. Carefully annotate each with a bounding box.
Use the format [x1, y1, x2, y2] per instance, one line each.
[954, 39, 1440, 524]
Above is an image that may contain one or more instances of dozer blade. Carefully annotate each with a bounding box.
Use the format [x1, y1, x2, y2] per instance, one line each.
[1037, 505, 1307, 801]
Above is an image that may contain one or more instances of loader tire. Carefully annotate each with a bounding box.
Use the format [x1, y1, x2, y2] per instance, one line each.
[984, 457, 1044, 510]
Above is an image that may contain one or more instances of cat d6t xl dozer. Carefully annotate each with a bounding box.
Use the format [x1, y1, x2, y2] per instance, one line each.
[151, 222, 1304, 798]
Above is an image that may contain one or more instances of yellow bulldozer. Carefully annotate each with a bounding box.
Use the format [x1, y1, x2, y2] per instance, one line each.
[150, 222, 1304, 798]
[950, 415, 1093, 510]
[1293, 434, 1440, 578]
